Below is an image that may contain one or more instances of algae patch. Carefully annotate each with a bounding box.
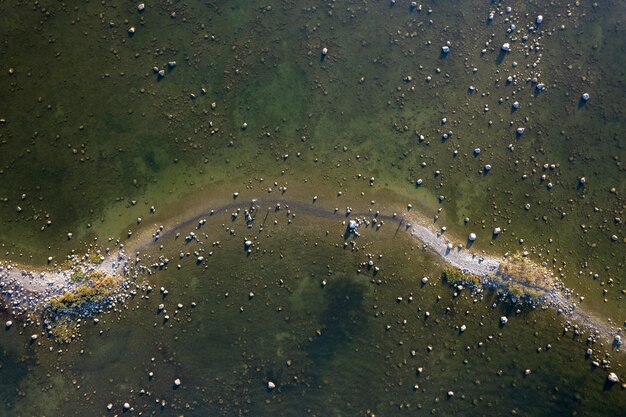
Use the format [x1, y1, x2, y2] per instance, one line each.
[442, 253, 556, 302]
[43, 274, 119, 343]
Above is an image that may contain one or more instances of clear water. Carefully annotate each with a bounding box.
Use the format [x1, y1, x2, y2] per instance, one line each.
[0, 0, 624, 415]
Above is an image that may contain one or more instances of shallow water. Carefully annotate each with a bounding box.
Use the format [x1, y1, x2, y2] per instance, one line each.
[2, 209, 624, 416]
[0, 0, 624, 415]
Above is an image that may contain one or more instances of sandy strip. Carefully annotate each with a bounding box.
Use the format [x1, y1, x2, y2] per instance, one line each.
[0, 197, 622, 347]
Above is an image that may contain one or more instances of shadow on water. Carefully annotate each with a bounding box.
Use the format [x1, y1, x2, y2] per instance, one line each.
[0, 340, 30, 414]
[495, 49, 507, 66]
[304, 277, 368, 367]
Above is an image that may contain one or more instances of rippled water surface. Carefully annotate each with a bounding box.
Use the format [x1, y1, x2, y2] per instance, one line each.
[0, 0, 624, 416]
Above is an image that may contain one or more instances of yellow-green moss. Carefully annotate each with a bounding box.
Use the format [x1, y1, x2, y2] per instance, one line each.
[86, 251, 104, 265]
[442, 266, 482, 286]
[48, 275, 117, 311]
[497, 253, 554, 298]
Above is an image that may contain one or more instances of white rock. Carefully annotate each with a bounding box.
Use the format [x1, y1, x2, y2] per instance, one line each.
[582, 92, 590, 101]
[441, 46, 450, 54]
[536, 15, 543, 25]
[174, 378, 181, 387]
[500, 316, 508, 325]
[321, 47, 328, 55]
[128, 27, 135, 34]
[5, 321, 12, 328]
[460, 325, 466, 332]
[421, 277, 429, 285]
[416, 178, 423, 186]
[468, 233, 477, 241]
[516, 127, 525, 135]
[267, 381, 276, 390]
[484, 164, 492, 171]
[608, 372, 619, 383]
[512, 101, 520, 109]
[348, 220, 357, 230]
[474, 148, 481, 155]
[244, 240, 253, 247]
[123, 402, 130, 410]
[137, 3, 145, 12]
[501, 43, 510, 52]
[493, 227, 501, 235]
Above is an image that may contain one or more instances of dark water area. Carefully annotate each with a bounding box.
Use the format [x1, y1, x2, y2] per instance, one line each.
[0, 0, 624, 415]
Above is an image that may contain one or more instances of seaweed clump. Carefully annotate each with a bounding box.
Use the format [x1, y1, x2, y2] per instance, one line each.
[441, 253, 556, 304]
[43, 274, 118, 343]
[496, 253, 556, 300]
